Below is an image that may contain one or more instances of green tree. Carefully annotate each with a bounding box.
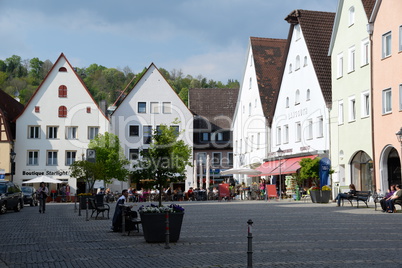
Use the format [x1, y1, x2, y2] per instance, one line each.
[299, 158, 321, 187]
[29, 57, 44, 84]
[69, 132, 130, 192]
[131, 123, 192, 207]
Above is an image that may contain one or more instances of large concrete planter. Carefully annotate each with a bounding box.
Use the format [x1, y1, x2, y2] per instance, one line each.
[140, 212, 184, 243]
[310, 190, 330, 203]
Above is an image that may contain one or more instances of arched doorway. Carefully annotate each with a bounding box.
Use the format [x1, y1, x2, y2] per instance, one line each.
[380, 146, 401, 193]
[350, 151, 373, 192]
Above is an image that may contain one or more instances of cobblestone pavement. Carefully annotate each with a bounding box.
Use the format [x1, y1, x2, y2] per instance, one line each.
[0, 199, 402, 268]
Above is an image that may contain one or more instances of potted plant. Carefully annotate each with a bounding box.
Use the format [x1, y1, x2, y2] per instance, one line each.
[308, 186, 320, 203]
[138, 204, 185, 243]
[320, 185, 331, 203]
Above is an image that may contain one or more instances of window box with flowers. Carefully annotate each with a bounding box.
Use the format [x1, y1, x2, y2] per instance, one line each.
[138, 204, 184, 243]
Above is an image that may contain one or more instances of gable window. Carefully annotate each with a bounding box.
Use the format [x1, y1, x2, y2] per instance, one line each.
[47, 126, 58, 139]
[361, 38, 369, 66]
[295, 24, 301, 40]
[338, 101, 344, 125]
[307, 119, 313, 140]
[212, 152, 221, 167]
[382, 88, 392, 114]
[143, 125, 152, 144]
[28, 151, 39, 166]
[138, 102, 146, 113]
[296, 122, 301, 142]
[348, 6, 355, 26]
[348, 46, 355, 73]
[66, 151, 76, 166]
[249, 77, 252, 89]
[295, 90, 300, 105]
[295, 55, 300, 70]
[250, 54, 253, 66]
[35, 106, 40, 113]
[28, 126, 40, 139]
[349, 97, 356, 122]
[361, 91, 370, 117]
[59, 67, 67, 72]
[86, 107, 91, 113]
[88, 127, 99, 140]
[201, 132, 210, 142]
[47, 151, 58, 166]
[66, 126, 77, 139]
[162, 102, 171, 114]
[248, 103, 251, 116]
[306, 89, 311, 101]
[337, 53, 343, 78]
[58, 106, 67, 118]
[286, 97, 289, 108]
[58, 85, 67, 98]
[317, 117, 324, 138]
[129, 125, 139, 136]
[129, 149, 139, 160]
[289, 64, 293, 73]
[150, 102, 159, 114]
[382, 31, 392, 58]
[303, 56, 308, 67]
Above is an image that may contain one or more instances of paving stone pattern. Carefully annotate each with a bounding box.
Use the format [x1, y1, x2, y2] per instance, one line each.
[0, 200, 401, 268]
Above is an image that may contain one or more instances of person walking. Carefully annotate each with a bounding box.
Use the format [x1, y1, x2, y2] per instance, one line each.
[37, 182, 49, 213]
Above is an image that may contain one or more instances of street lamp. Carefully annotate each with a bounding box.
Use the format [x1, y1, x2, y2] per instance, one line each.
[277, 147, 284, 200]
[10, 150, 16, 182]
[396, 128, 402, 144]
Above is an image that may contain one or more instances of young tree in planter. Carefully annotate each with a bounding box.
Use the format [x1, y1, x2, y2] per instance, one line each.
[70, 132, 130, 192]
[131, 123, 192, 207]
[299, 157, 321, 187]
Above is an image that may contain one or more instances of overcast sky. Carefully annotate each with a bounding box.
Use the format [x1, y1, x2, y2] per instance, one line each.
[0, 0, 337, 82]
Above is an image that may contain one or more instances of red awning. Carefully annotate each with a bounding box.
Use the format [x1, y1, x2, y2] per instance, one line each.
[255, 155, 318, 176]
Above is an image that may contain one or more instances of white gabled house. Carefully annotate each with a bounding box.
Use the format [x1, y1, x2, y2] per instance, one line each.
[110, 63, 194, 191]
[14, 53, 110, 194]
[232, 37, 286, 185]
[269, 10, 335, 194]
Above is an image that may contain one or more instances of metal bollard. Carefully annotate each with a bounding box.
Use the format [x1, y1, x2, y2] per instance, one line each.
[165, 211, 170, 249]
[74, 194, 77, 212]
[78, 196, 81, 216]
[85, 198, 89, 221]
[247, 219, 253, 268]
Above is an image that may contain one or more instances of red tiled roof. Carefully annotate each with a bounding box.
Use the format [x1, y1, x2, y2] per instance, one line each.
[189, 88, 239, 129]
[285, 10, 336, 106]
[250, 37, 287, 126]
[361, 0, 376, 19]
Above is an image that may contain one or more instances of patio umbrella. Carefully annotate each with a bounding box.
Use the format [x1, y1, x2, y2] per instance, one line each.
[22, 176, 63, 184]
[220, 168, 262, 176]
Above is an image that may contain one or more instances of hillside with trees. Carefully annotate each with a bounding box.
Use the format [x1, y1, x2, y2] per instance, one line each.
[0, 55, 239, 107]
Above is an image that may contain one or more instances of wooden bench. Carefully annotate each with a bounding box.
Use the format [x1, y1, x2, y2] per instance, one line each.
[89, 198, 110, 219]
[342, 191, 371, 208]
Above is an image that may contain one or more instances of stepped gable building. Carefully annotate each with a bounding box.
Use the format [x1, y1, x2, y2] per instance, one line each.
[232, 37, 287, 185]
[110, 63, 194, 191]
[264, 10, 335, 193]
[189, 88, 239, 187]
[0, 90, 24, 180]
[370, 0, 402, 193]
[14, 53, 109, 193]
[328, 0, 376, 195]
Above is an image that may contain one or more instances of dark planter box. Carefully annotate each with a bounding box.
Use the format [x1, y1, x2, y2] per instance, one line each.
[79, 196, 95, 209]
[310, 190, 330, 203]
[140, 212, 184, 243]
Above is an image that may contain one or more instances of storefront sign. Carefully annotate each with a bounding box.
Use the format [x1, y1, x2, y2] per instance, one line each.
[22, 170, 70, 176]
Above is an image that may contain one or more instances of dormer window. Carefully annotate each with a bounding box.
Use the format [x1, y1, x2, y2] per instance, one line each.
[59, 67, 67, 72]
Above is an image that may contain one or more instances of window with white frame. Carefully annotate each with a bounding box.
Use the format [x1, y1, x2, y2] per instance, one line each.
[382, 31, 392, 58]
[28, 151, 39, 166]
[399, 85, 402, 111]
[284, 125, 289, 143]
[212, 152, 221, 167]
[295, 55, 300, 70]
[317, 116, 323, 138]
[66, 151, 76, 166]
[162, 102, 171, 114]
[276, 127, 281, 145]
[338, 101, 344, 125]
[129, 125, 139, 137]
[337, 53, 343, 78]
[296, 122, 301, 142]
[66, 126, 77, 139]
[143, 125, 152, 144]
[349, 97, 356, 121]
[138, 102, 146, 113]
[382, 88, 392, 114]
[150, 102, 159, 114]
[307, 119, 313, 139]
[295, 90, 300, 105]
[47, 151, 58, 166]
[88, 127, 99, 140]
[47, 126, 58, 139]
[361, 38, 369, 66]
[28, 126, 40, 139]
[348, 46, 355, 72]
[348, 6, 355, 26]
[361, 91, 370, 117]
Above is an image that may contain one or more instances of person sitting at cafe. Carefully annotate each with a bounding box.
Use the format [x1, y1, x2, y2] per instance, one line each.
[112, 189, 129, 232]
